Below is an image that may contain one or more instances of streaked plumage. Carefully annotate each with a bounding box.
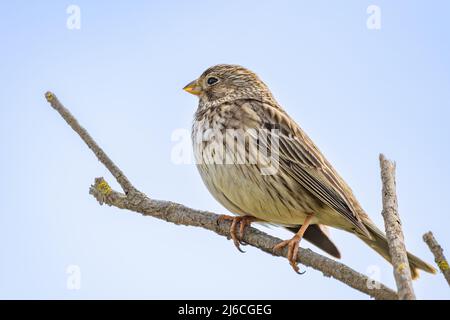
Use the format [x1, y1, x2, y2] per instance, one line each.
[184, 64, 435, 277]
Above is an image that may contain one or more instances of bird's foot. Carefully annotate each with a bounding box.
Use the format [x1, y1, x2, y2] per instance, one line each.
[217, 215, 257, 253]
[274, 214, 314, 274]
[274, 234, 305, 274]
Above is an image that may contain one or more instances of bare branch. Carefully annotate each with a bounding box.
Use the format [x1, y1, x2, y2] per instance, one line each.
[89, 178, 397, 299]
[379, 154, 416, 300]
[45, 92, 398, 300]
[45, 92, 135, 194]
[423, 232, 450, 286]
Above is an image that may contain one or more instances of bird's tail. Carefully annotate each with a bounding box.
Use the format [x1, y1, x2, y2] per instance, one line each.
[357, 220, 436, 279]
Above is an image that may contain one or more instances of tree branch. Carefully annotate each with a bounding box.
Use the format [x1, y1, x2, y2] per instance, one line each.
[423, 232, 450, 286]
[44, 91, 398, 300]
[379, 154, 416, 300]
[44, 92, 135, 194]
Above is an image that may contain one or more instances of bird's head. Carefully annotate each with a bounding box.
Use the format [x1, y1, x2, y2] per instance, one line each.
[183, 64, 271, 105]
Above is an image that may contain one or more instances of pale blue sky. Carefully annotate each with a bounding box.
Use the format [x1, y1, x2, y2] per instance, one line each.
[0, 1, 449, 299]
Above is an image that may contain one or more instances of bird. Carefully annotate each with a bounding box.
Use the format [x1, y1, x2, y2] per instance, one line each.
[183, 64, 436, 278]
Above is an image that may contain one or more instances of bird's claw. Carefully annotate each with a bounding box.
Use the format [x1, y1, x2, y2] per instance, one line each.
[274, 235, 306, 274]
[218, 215, 256, 253]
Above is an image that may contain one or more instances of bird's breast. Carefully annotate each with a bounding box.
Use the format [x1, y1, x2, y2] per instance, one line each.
[192, 118, 323, 226]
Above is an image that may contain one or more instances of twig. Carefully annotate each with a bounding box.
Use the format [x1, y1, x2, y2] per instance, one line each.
[44, 91, 398, 300]
[423, 232, 450, 286]
[379, 154, 416, 300]
[44, 92, 135, 194]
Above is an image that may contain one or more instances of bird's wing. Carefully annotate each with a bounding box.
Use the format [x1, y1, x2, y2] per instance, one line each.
[246, 100, 371, 237]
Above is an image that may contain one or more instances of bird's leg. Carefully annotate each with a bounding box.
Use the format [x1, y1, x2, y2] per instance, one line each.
[217, 215, 258, 253]
[274, 214, 315, 273]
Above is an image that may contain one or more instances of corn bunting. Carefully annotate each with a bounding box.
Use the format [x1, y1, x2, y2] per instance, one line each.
[184, 64, 435, 277]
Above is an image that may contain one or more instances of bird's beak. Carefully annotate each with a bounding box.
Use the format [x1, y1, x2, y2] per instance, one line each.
[183, 79, 202, 96]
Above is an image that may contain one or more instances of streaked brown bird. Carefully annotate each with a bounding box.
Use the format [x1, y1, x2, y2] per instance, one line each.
[184, 64, 435, 278]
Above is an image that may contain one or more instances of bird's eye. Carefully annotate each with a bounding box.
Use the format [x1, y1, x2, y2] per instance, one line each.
[207, 77, 219, 85]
